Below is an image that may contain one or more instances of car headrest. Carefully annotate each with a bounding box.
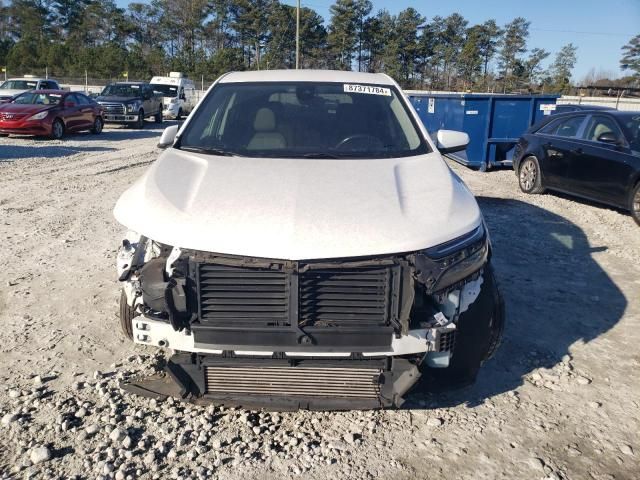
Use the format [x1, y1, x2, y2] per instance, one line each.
[254, 107, 276, 132]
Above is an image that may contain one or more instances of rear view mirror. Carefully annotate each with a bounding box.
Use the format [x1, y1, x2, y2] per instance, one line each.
[436, 130, 470, 154]
[158, 125, 179, 149]
[597, 131, 621, 145]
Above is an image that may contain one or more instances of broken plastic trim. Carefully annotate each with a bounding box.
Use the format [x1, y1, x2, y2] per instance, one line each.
[413, 224, 489, 293]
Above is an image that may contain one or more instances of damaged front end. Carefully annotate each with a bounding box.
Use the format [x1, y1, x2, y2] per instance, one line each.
[116, 224, 503, 410]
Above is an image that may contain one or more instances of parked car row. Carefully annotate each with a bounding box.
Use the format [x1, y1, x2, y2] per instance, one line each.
[0, 72, 198, 138]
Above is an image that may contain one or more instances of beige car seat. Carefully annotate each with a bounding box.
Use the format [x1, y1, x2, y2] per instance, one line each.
[592, 122, 612, 141]
[247, 107, 286, 150]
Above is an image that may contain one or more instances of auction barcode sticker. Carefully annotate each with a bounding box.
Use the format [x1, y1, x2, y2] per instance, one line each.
[344, 84, 391, 96]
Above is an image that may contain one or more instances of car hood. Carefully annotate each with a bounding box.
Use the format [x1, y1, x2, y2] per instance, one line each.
[96, 96, 140, 103]
[0, 103, 53, 115]
[113, 149, 482, 260]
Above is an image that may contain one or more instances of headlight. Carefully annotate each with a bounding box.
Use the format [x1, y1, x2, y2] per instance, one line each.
[126, 103, 138, 113]
[170, 98, 178, 104]
[27, 111, 49, 121]
[414, 224, 489, 293]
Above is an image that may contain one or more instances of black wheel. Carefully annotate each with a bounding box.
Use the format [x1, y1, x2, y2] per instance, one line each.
[50, 119, 64, 140]
[176, 108, 183, 120]
[135, 110, 145, 129]
[0, 133, 9, 137]
[91, 116, 103, 134]
[154, 109, 163, 123]
[630, 182, 640, 226]
[119, 290, 137, 340]
[518, 156, 545, 194]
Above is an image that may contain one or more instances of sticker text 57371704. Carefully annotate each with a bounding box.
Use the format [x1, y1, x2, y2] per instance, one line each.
[343, 84, 392, 96]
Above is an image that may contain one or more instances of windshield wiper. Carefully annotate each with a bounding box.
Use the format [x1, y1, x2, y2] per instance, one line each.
[301, 152, 340, 159]
[179, 146, 237, 157]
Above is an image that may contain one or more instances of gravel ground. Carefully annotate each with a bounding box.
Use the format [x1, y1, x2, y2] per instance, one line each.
[0, 125, 638, 480]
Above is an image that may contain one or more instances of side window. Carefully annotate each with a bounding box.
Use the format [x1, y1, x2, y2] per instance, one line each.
[67, 94, 80, 105]
[582, 116, 624, 143]
[540, 116, 585, 138]
[76, 94, 90, 105]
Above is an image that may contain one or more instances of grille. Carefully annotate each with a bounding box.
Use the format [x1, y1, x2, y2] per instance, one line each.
[204, 365, 382, 398]
[198, 264, 290, 327]
[438, 330, 457, 352]
[299, 267, 391, 327]
[197, 263, 393, 329]
[100, 103, 125, 115]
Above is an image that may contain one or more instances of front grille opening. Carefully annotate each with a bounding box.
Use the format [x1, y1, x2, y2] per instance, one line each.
[198, 264, 290, 327]
[299, 267, 391, 328]
[438, 330, 456, 352]
[204, 365, 382, 399]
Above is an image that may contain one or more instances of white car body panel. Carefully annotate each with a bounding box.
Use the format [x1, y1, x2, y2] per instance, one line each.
[113, 149, 481, 259]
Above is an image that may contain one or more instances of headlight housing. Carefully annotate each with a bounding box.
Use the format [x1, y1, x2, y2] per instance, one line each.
[170, 98, 178, 104]
[414, 223, 489, 293]
[27, 111, 49, 121]
[126, 103, 138, 113]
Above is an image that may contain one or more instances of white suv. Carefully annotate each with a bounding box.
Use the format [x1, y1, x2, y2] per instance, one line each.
[0, 76, 61, 102]
[114, 70, 504, 410]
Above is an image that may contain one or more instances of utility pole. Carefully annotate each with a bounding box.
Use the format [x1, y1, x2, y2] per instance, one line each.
[295, 0, 300, 69]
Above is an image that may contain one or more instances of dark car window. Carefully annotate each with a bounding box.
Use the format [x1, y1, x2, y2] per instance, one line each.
[102, 84, 142, 97]
[617, 113, 640, 152]
[582, 115, 624, 143]
[178, 82, 429, 159]
[12, 91, 64, 105]
[539, 115, 585, 138]
[76, 93, 91, 105]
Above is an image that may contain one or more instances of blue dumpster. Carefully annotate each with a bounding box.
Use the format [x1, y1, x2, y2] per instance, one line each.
[408, 93, 559, 170]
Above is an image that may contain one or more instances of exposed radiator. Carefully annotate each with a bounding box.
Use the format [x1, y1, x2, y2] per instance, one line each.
[204, 365, 382, 399]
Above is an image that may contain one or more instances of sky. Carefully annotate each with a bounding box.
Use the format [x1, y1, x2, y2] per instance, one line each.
[116, 0, 640, 81]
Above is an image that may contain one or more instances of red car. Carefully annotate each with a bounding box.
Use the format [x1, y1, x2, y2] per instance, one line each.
[0, 90, 104, 139]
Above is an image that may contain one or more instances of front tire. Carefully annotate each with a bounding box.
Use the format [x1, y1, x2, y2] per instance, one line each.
[91, 116, 103, 134]
[154, 109, 163, 124]
[135, 110, 145, 129]
[50, 119, 64, 140]
[518, 156, 545, 194]
[119, 290, 136, 340]
[630, 182, 640, 226]
[176, 108, 183, 120]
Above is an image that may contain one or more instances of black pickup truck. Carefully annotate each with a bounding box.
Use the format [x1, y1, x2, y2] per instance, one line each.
[96, 82, 163, 128]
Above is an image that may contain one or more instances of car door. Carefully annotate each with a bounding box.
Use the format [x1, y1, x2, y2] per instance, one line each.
[536, 115, 588, 188]
[142, 85, 155, 116]
[568, 114, 635, 207]
[62, 94, 83, 130]
[75, 93, 95, 128]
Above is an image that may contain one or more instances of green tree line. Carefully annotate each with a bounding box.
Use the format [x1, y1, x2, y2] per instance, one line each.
[0, 0, 617, 93]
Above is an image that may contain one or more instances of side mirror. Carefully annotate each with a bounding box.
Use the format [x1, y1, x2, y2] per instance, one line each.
[180, 94, 186, 101]
[436, 130, 470, 154]
[597, 131, 621, 145]
[158, 125, 179, 149]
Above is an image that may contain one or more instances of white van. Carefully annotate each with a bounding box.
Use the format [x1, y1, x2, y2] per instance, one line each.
[149, 72, 197, 120]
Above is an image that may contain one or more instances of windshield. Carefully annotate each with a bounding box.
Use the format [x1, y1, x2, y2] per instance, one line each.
[1, 80, 38, 90]
[151, 84, 177, 97]
[12, 92, 63, 105]
[101, 84, 142, 97]
[177, 82, 429, 158]
[618, 113, 640, 153]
